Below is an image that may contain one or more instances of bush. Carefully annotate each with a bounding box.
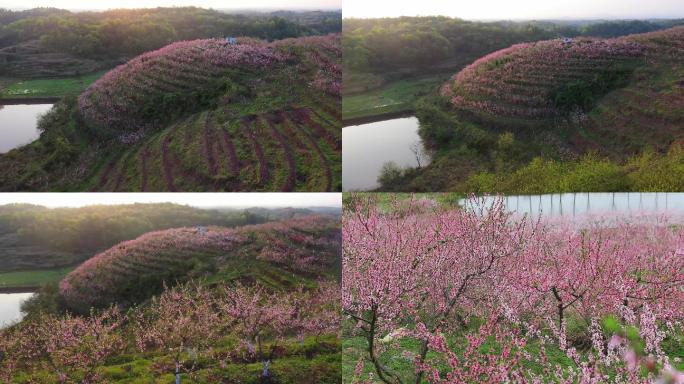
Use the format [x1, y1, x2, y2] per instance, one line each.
[552, 64, 634, 111]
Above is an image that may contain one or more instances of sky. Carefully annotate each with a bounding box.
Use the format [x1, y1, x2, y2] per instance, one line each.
[0, 193, 341, 208]
[3, 0, 340, 11]
[343, 0, 684, 20]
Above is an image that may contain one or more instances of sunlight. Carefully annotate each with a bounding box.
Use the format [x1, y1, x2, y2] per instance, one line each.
[343, 0, 684, 20]
[0, 193, 341, 208]
[5, 0, 340, 11]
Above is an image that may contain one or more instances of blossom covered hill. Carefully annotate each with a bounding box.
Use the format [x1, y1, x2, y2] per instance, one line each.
[439, 27, 684, 146]
[59, 215, 341, 311]
[382, 27, 684, 192]
[0, 34, 341, 192]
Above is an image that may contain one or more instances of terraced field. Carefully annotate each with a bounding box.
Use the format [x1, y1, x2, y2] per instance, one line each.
[88, 102, 340, 192]
[59, 215, 341, 310]
[0, 34, 341, 191]
[439, 27, 684, 147]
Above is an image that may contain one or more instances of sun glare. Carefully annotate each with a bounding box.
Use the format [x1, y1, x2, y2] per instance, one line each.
[0, 193, 341, 208]
[5, 0, 341, 10]
[343, 0, 684, 19]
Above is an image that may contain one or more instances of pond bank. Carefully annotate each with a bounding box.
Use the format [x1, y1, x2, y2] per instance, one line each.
[342, 109, 415, 127]
[0, 97, 60, 105]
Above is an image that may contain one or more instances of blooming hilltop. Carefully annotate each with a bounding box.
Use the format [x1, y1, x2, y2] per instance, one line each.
[79, 35, 340, 134]
[60, 215, 340, 310]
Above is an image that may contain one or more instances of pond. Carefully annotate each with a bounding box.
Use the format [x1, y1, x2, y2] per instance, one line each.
[464, 193, 684, 217]
[0, 292, 34, 327]
[343, 116, 430, 191]
[0, 103, 53, 153]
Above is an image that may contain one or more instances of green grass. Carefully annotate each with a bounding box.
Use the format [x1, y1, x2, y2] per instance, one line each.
[0, 71, 106, 99]
[0, 267, 75, 289]
[343, 192, 464, 212]
[343, 327, 684, 383]
[11, 334, 340, 383]
[342, 76, 445, 122]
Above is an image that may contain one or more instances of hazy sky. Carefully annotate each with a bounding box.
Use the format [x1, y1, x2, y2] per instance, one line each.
[3, 0, 340, 11]
[343, 0, 684, 20]
[0, 193, 341, 208]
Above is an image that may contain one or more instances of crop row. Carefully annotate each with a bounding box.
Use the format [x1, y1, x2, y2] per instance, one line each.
[78, 34, 340, 134]
[89, 99, 340, 192]
[442, 37, 646, 120]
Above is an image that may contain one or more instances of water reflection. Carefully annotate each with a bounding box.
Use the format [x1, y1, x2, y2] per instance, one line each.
[464, 193, 684, 217]
[0, 103, 53, 153]
[0, 292, 33, 328]
[343, 117, 430, 191]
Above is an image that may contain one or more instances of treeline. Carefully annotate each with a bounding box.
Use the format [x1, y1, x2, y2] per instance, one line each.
[0, 7, 341, 58]
[343, 16, 684, 73]
[0, 203, 266, 255]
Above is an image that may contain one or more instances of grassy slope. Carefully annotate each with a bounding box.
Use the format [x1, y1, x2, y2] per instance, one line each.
[98, 335, 340, 384]
[0, 71, 106, 99]
[9, 334, 340, 384]
[342, 76, 445, 123]
[0, 267, 74, 289]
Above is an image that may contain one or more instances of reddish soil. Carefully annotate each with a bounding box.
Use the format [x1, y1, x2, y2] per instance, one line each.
[241, 117, 269, 187]
[161, 130, 178, 192]
[284, 111, 332, 192]
[263, 116, 296, 192]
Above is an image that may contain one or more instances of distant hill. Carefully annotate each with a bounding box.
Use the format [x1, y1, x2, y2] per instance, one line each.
[0, 7, 340, 69]
[59, 215, 341, 311]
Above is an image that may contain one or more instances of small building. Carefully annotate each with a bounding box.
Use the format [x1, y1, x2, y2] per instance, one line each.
[225, 37, 237, 45]
[561, 37, 573, 44]
[196, 226, 208, 234]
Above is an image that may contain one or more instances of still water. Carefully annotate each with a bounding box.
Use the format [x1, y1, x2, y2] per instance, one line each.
[0, 292, 34, 327]
[0, 103, 52, 153]
[464, 193, 684, 217]
[343, 117, 430, 191]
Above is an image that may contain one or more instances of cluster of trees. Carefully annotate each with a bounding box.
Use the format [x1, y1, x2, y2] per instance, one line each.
[343, 16, 683, 74]
[1, 281, 339, 383]
[343, 195, 684, 382]
[0, 7, 341, 59]
[0, 203, 266, 266]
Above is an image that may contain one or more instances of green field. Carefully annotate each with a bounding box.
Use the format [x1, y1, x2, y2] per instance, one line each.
[0, 267, 74, 289]
[342, 321, 684, 383]
[342, 76, 445, 122]
[0, 71, 106, 99]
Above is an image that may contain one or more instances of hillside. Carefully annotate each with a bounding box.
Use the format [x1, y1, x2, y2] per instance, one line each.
[2, 212, 341, 382]
[440, 27, 683, 148]
[0, 7, 340, 79]
[59, 215, 341, 311]
[384, 27, 684, 191]
[0, 34, 341, 192]
[341, 17, 684, 122]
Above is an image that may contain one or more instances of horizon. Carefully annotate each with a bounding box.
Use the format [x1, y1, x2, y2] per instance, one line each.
[0, 193, 341, 208]
[343, 0, 684, 20]
[1, 0, 340, 12]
